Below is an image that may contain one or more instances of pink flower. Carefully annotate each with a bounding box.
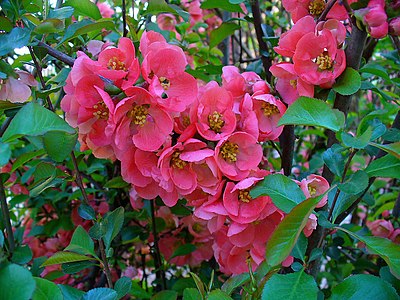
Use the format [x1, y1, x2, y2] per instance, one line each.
[298, 174, 329, 208]
[139, 31, 166, 57]
[270, 63, 314, 105]
[157, 13, 177, 31]
[215, 132, 263, 181]
[97, 2, 115, 18]
[303, 214, 318, 237]
[293, 29, 346, 88]
[355, 0, 388, 39]
[142, 40, 198, 113]
[0, 71, 38, 103]
[251, 93, 287, 141]
[112, 87, 173, 152]
[367, 219, 394, 238]
[389, 17, 400, 36]
[196, 81, 236, 141]
[390, 229, 400, 244]
[237, 94, 259, 139]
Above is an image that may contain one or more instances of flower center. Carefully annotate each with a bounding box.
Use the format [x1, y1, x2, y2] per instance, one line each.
[170, 151, 187, 169]
[308, 0, 326, 16]
[261, 102, 280, 117]
[289, 80, 297, 89]
[107, 57, 126, 71]
[159, 77, 170, 90]
[183, 116, 191, 127]
[208, 111, 225, 133]
[308, 186, 317, 197]
[127, 104, 149, 126]
[316, 53, 333, 70]
[92, 101, 109, 119]
[220, 141, 239, 163]
[238, 189, 252, 203]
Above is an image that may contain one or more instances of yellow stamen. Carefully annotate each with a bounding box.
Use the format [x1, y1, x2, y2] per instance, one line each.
[208, 111, 225, 133]
[107, 57, 126, 71]
[289, 80, 297, 89]
[92, 101, 109, 120]
[220, 142, 239, 163]
[316, 53, 333, 70]
[127, 104, 149, 126]
[308, 186, 317, 197]
[238, 189, 252, 203]
[261, 102, 280, 117]
[170, 151, 187, 169]
[159, 77, 170, 90]
[183, 116, 190, 127]
[309, 0, 326, 16]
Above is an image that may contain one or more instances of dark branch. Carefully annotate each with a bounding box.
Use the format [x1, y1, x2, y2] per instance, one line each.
[36, 41, 75, 67]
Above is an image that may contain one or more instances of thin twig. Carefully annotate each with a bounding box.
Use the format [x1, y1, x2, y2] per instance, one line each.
[150, 200, 166, 290]
[122, 0, 128, 37]
[99, 239, 114, 288]
[317, 0, 338, 22]
[0, 179, 15, 254]
[36, 41, 75, 67]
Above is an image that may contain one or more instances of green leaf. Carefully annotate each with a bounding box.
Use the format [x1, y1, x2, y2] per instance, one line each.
[41, 251, 93, 267]
[201, 0, 243, 12]
[64, 0, 102, 20]
[333, 67, 361, 96]
[103, 207, 125, 249]
[104, 176, 130, 188]
[78, 204, 96, 220]
[11, 149, 46, 172]
[329, 274, 398, 300]
[12, 245, 33, 264]
[34, 19, 64, 34]
[58, 284, 85, 300]
[340, 127, 372, 149]
[359, 63, 392, 82]
[0, 17, 13, 32]
[43, 130, 77, 162]
[65, 225, 97, 257]
[48, 7, 75, 19]
[262, 270, 318, 300]
[250, 174, 306, 213]
[145, 0, 177, 15]
[190, 272, 206, 298]
[0, 230, 4, 247]
[130, 281, 151, 299]
[291, 233, 308, 262]
[338, 227, 400, 279]
[221, 273, 250, 295]
[208, 290, 233, 300]
[170, 244, 196, 259]
[265, 196, 323, 267]
[209, 22, 241, 48]
[329, 188, 359, 223]
[83, 288, 118, 300]
[151, 290, 178, 300]
[60, 19, 115, 44]
[2, 102, 75, 142]
[338, 170, 369, 195]
[0, 27, 31, 56]
[183, 288, 201, 300]
[32, 278, 63, 300]
[369, 142, 400, 159]
[114, 277, 132, 299]
[322, 145, 345, 177]
[365, 155, 400, 179]
[278, 97, 345, 132]
[62, 260, 96, 274]
[0, 142, 11, 168]
[0, 263, 36, 300]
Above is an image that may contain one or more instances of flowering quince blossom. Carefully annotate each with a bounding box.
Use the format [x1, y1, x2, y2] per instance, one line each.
[298, 174, 330, 208]
[0, 70, 38, 103]
[60, 30, 330, 275]
[367, 219, 394, 238]
[355, 0, 388, 39]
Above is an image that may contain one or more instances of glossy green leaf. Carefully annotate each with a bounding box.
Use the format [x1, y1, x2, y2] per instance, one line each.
[265, 196, 322, 267]
[201, 0, 243, 12]
[11, 149, 46, 172]
[170, 244, 196, 259]
[338, 170, 369, 195]
[104, 176, 130, 188]
[278, 97, 345, 132]
[291, 233, 308, 262]
[43, 131, 77, 162]
[65, 225, 97, 258]
[262, 270, 318, 300]
[12, 245, 33, 264]
[340, 127, 372, 149]
[65, 0, 102, 20]
[78, 204, 96, 220]
[83, 288, 118, 300]
[0, 142, 11, 167]
[145, 0, 177, 15]
[369, 142, 400, 159]
[41, 251, 93, 267]
[0, 231, 4, 247]
[32, 278, 63, 300]
[338, 227, 400, 279]
[329, 188, 359, 223]
[58, 284, 85, 300]
[209, 22, 241, 48]
[2, 102, 75, 142]
[48, 7, 75, 19]
[365, 155, 400, 179]
[333, 67, 361, 96]
[190, 272, 206, 298]
[329, 274, 398, 300]
[221, 273, 250, 295]
[0, 263, 36, 300]
[114, 277, 132, 299]
[62, 260, 96, 274]
[208, 289, 233, 300]
[182, 288, 201, 300]
[322, 145, 345, 177]
[60, 19, 115, 44]
[151, 290, 178, 300]
[0, 27, 31, 56]
[103, 207, 125, 249]
[34, 19, 64, 34]
[250, 174, 306, 213]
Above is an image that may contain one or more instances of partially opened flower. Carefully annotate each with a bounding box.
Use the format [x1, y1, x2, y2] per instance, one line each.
[0, 70, 38, 103]
[298, 174, 330, 208]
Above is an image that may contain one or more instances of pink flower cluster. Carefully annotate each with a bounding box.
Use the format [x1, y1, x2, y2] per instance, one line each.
[271, 16, 347, 105]
[354, 0, 389, 39]
[367, 218, 400, 244]
[61, 31, 330, 274]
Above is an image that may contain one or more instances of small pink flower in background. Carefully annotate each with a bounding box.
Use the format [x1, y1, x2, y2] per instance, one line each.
[355, 0, 388, 39]
[157, 13, 177, 31]
[196, 81, 236, 141]
[252, 93, 286, 141]
[304, 213, 318, 237]
[0, 70, 37, 103]
[389, 17, 400, 36]
[390, 229, 400, 244]
[270, 63, 314, 105]
[215, 132, 263, 181]
[97, 1, 115, 18]
[367, 219, 394, 238]
[299, 174, 330, 208]
[293, 29, 346, 88]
